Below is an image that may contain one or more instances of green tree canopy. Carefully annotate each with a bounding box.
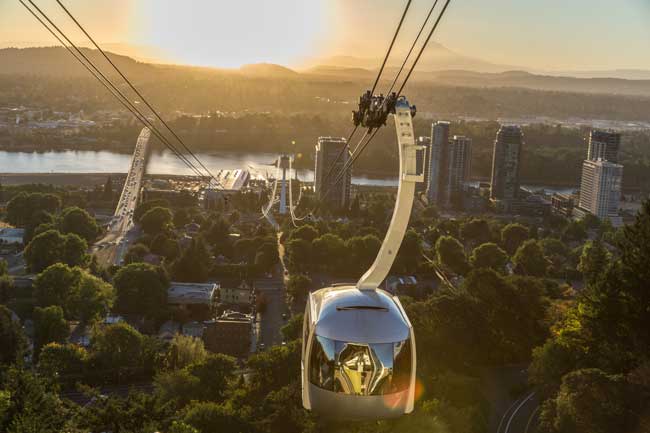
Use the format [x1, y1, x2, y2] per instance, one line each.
[289, 224, 319, 242]
[501, 223, 529, 255]
[59, 206, 99, 242]
[286, 274, 311, 301]
[134, 198, 170, 222]
[312, 233, 346, 272]
[24, 230, 88, 272]
[172, 237, 210, 282]
[578, 240, 611, 286]
[113, 263, 169, 319]
[6, 192, 61, 227]
[460, 218, 491, 246]
[393, 229, 423, 274]
[38, 342, 88, 384]
[281, 313, 303, 341]
[124, 243, 151, 265]
[140, 206, 173, 236]
[33, 264, 114, 322]
[469, 242, 508, 273]
[513, 239, 549, 277]
[91, 322, 144, 379]
[0, 305, 26, 365]
[538, 369, 639, 433]
[435, 235, 468, 275]
[33, 306, 69, 356]
[284, 238, 313, 273]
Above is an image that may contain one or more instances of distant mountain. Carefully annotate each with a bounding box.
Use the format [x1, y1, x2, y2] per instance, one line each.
[4, 47, 650, 98]
[239, 63, 298, 77]
[0, 47, 155, 77]
[302, 42, 523, 74]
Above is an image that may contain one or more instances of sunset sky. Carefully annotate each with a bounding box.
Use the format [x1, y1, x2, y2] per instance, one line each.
[1, 0, 649, 71]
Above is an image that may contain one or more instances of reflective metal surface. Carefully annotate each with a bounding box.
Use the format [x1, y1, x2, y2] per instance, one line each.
[309, 335, 412, 396]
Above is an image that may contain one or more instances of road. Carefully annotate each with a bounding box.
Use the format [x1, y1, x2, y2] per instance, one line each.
[496, 391, 540, 433]
[93, 127, 150, 266]
[256, 278, 289, 348]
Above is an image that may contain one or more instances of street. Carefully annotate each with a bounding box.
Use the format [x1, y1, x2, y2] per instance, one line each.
[93, 127, 150, 266]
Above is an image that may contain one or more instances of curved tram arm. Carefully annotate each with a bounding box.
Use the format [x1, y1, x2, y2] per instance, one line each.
[357, 98, 424, 291]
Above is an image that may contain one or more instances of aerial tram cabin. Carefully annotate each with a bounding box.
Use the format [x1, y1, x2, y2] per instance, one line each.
[302, 96, 423, 420]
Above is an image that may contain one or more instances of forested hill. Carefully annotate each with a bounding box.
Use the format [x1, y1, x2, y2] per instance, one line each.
[4, 47, 650, 98]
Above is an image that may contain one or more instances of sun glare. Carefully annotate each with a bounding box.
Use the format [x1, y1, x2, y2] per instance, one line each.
[133, 0, 329, 68]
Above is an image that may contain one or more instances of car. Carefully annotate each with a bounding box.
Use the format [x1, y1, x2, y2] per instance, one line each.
[282, 313, 288, 320]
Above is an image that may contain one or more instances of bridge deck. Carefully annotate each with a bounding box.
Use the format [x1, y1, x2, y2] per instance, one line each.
[93, 127, 150, 266]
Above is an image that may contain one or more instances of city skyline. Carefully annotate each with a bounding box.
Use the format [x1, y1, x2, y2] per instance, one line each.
[1, 0, 650, 71]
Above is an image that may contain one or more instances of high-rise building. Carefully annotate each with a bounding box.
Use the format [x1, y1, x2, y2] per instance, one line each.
[587, 130, 621, 163]
[416, 136, 431, 193]
[577, 159, 622, 225]
[490, 125, 523, 202]
[443, 135, 472, 206]
[314, 137, 351, 209]
[426, 121, 450, 204]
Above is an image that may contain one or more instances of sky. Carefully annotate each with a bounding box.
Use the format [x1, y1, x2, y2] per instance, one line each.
[1, 0, 650, 71]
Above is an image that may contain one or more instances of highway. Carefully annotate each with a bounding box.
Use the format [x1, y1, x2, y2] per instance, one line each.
[93, 127, 150, 266]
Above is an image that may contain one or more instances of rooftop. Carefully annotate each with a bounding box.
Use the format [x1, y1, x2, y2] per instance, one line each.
[206, 169, 249, 191]
[168, 282, 219, 305]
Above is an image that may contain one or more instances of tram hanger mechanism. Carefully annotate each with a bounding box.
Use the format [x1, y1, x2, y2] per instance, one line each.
[302, 95, 424, 420]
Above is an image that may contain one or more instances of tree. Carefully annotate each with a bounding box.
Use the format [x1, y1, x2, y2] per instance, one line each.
[578, 240, 611, 286]
[24, 230, 88, 272]
[312, 233, 346, 272]
[254, 242, 279, 272]
[62, 233, 88, 268]
[345, 234, 381, 275]
[150, 234, 180, 261]
[33, 264, 113, 322]
[140, 206, 173, 236]
[67, 272, 114, 323]
[0, 274, 13, 305]
[393, 229, 423, 274]
[24, 229, 64, 273]
[0, 305, 26, 365]
[286, 274, 311, 300]
[538, 369, 638, 433]
[113, 263, 169, 319]
[284, 238, 313, 273]
[513, 239, 549, 277]
[166, 334, 207, 370]
[501, 223, 529, 255]
[435, 235, 468, 275]
[33, 306, 69, 356]
[172, 237, 210, 282]
[0, 368, 75, 432]
[290, 224, 319, 242]
[103, 176, 113, 201]
[6, 192, 60, 227]
[281, 313, 303, 341]
[460, 218, 491, 246]
[33, 263, 79, 309]
[38, 343, 87, 384]
[469, 242, 508, 273]
[185, 354, 237, 402]
[182, 401, 251, 433]
[59, 206, 99, 242]
[124, 243, 150, 264]
[562, 220, 588, 243]
[173, 208, 191, 228]
[91, 322, 144, 380]
[134, 198, 169, 222]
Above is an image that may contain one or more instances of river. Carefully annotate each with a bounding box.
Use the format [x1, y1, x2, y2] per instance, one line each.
[0, 149, 398, 187]
[0, 149, 577, 193]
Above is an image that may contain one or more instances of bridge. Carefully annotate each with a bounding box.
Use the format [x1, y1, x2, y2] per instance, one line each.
[93, 127, 150, 266]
